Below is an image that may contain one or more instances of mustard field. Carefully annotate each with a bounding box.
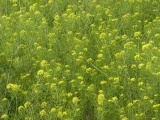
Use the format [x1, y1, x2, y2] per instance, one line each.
[0, 0, 160, 120]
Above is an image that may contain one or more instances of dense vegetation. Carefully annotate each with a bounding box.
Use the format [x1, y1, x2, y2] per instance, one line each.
[0, 0, 160, 119]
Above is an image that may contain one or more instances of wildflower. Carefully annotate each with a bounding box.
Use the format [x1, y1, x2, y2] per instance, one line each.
[99, 33, 106, 39]
[146, 62, 151, 71]
[18, 106, 24, 112]
[1, 114, 8, 119]
[7, 83, 20, 92]
[131, 64, 136, 69]
[115, 51, 125, 59]
[122, 117, 128, 120]
[56, 66, 61, 71]
[48, 0, 54, 4]
[43, 72, 50, 78]
[37, 69, 44, 75]
[96, 5, 101, 10]
[87, 58, 93, 63]
[50, 108, 56, 113]
[63, 111, 67, 116]
[41, 102, 47, 108]
[144, 96, 149, 100]
[50, 83, 56, 89]
[112, 96, 118, 102]
[54, 15, 60, 21]
[152, 56, 157, 61]
[104, 8, 110, 15]
[67, 93, 73, 97]
[86, 67, 92, 73]
[58, 81, 64, 85]
[83, 48, 88, 51]
[97, 54, 103, 59]
[127, 103, 133, 107]
[20, 30, 26, 37]
[34, 11, 40, 15]
[72, 97, 80, 104]
[153, 104, 160, 109]
[138, 82, 144, 86]
[130, 78, 136, 82]
[142, 44, 151, 51]
[122, 34, 127, 39]
[39, 109, 46, 117]
[25, 117, 33, 120]
[133, 100, 139, 103]
[134, 31, 141, 37]
[98, 94, 105, 105]
[29, 3, 37, 11]
[100, 80, 107, 85]
[10, 0, 17, 3]
[24, 101, 31, 108]
[90, 24, 96, 28]
[134, 54, 142, 61]
[37, 46, 42, 50]
[138, 63, 144, 69]
[87, 84, 95, 91]
[77, 76, 83, 80]
[102, 65, 109, 70]
[57, 111, 63, 118]
[65, 69, 70, 74]
[40, 60, 48, 67]
[2, 98, 8, 102]
[114, 77, 119, 83]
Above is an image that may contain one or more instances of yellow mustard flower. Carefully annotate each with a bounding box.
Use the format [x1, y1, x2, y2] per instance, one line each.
[37, 69, 44, 75]
[98, 94, 105, 105]
[72, 97, 80, 104]
[39, 109, 46, 117]
[1, 114, 8, 119]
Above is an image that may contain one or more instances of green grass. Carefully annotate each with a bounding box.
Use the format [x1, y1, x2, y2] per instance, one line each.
[0, 0, 160, 120]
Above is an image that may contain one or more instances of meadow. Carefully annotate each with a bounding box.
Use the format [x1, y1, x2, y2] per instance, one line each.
[0, 0, 160, 120]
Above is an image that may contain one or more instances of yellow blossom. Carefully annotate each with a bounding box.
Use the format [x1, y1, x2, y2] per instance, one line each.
[98, 94, 105, 105]
[24, 101, 31, 108]
[2, 98, 8, 101]
[50, 83, 56, 89]
[97, 54, 103, 59]
[99, 33, 106, 39]
[127, 103, 133, 107]
[153, 104, 160, 108]
[100, 80, 107, 85]
[142, 44, 151, 51]
[112, 96, 118, 102]
[87, 58, 93, 63]
[86, 67, 92, 73]
[57, 111, 63, 118]
[41, 102, 47, 108]
[7, 83, 20, 92]
[143, 96, 149, 100]
[1, 114, 8, 119]
[72, 97, 80, 104]
[40, 60, 48, 67]
[134, 31, 141, 37]
[122, 117, 128, 120]
[134, 54, 142, 61]
[39, 109, 46, 117]
[50, 108, 56, 113]
[37, 69, 44, 75]
[67, 93, 73, 97]
[18, 106, 24, 112]
[77, 76, 83, 80]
